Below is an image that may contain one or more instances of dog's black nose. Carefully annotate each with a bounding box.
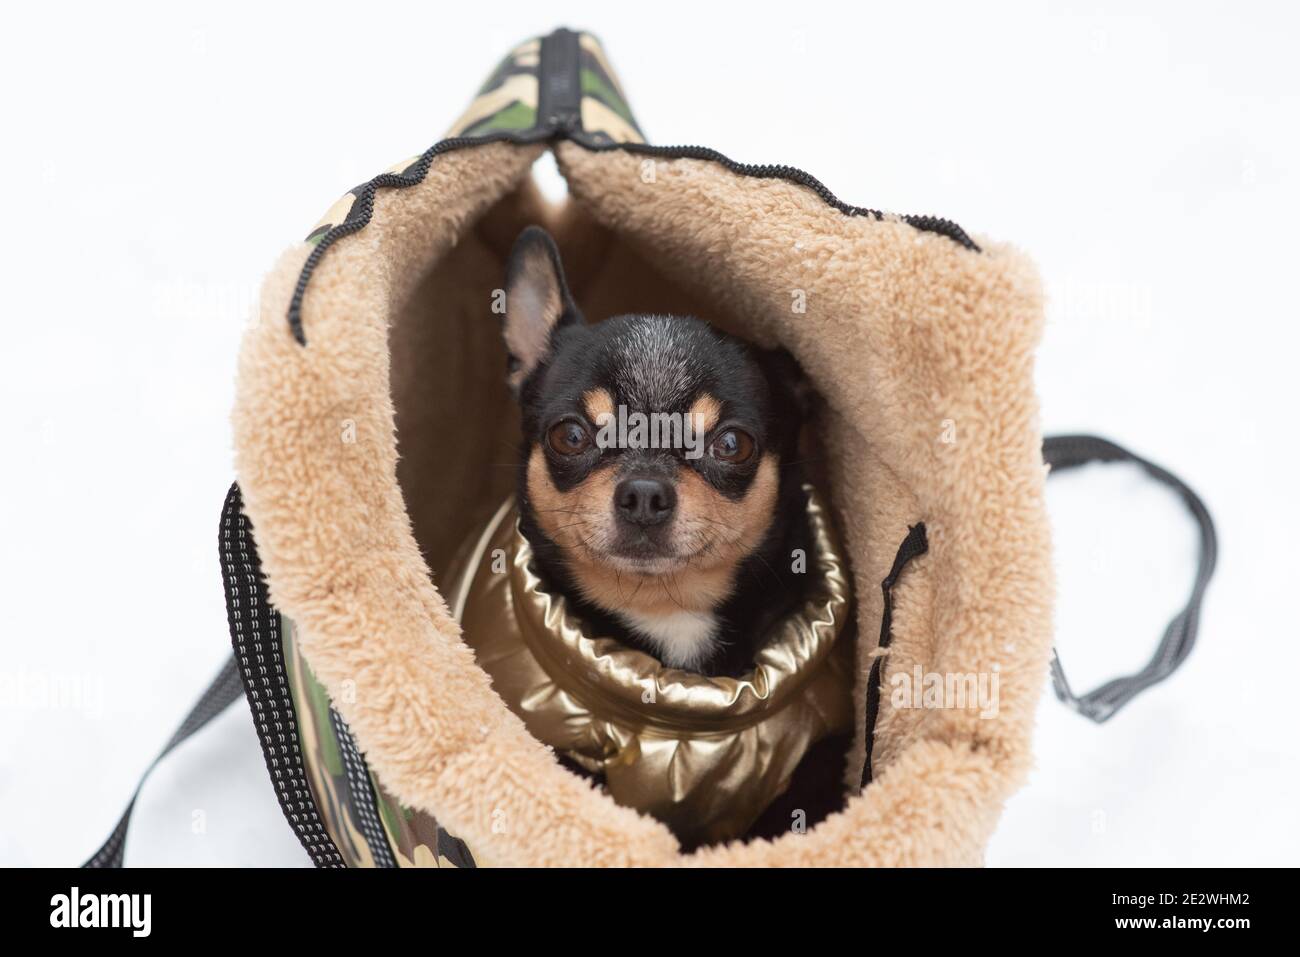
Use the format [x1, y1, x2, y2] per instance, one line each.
[615, 478, 676, 527]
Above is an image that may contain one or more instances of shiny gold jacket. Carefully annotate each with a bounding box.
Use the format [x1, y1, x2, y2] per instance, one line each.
[443, 486, 854, 847]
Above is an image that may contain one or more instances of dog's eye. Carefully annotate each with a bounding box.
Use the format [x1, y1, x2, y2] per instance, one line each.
[709, 429, 754, 464]
[547, 420, 593, 456]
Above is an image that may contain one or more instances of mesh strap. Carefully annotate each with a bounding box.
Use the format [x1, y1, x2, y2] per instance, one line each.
[1043, 434, 1218, 723]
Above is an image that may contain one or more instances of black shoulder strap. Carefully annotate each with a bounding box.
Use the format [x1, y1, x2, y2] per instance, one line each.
[1042, 434, 1218, 723]
[84, 657, 243, 867]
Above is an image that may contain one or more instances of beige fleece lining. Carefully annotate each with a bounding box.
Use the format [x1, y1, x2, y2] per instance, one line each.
[233, 138, 1052, 866]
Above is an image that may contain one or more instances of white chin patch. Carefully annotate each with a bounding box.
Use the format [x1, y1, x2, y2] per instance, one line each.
[618, 610, 720, 670]
[605, 554, 688, 576]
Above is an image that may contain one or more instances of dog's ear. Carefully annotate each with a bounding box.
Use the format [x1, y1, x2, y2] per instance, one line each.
[502, 226, 582, 395]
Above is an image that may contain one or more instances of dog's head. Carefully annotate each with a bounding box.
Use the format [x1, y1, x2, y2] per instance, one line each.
[500, 226, 808, 633]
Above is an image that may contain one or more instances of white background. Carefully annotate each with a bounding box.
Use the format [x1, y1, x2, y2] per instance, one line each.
[2, 1, 1296, 867]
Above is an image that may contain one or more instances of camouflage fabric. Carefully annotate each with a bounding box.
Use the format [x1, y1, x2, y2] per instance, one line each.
[445, 32, 643, 145]
[302, 152, 426, 247]
[444, 37, 542, 139]
[571, 32, 644, 146]
[301, 30, 642, 248]
[284, 616, 476, 868]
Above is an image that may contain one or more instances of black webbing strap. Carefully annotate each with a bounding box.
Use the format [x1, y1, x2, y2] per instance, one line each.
[84, 657, 243, 868]
[1043, 434, 1218, 723]
[218, 483, 345, 867]
[327, 707, 399, 867]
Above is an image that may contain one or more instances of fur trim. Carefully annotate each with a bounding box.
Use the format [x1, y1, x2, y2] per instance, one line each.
[233, 138, 1052, 866]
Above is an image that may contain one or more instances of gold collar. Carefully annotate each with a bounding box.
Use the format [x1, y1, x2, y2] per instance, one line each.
[445, 485, 854, 847]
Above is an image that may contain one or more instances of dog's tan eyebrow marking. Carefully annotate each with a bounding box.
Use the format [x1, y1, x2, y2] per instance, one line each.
[688, 393, 722, 433]
[583, 387, 614, 423]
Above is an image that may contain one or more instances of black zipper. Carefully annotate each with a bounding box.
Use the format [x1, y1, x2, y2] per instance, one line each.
[594, 141, 979, 252]
[861, 522, 929, 787]
[538, 27, 582, 135]
[287, 129, 550, 345]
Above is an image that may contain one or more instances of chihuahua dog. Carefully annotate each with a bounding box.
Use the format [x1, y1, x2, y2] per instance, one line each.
[498, 227, 814, 678]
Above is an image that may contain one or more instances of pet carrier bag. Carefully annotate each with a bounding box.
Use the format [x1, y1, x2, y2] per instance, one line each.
[87, 28, 1216, 868]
